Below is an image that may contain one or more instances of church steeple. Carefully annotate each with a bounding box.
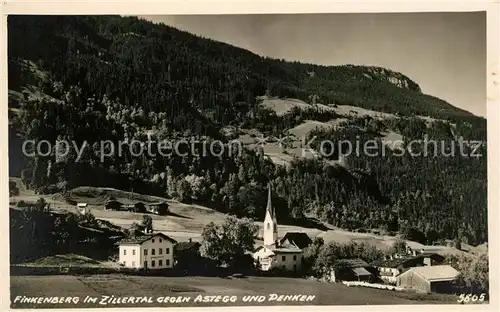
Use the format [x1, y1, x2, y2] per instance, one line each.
[266, 183, 275, 219]
[263, 182, 278, 246]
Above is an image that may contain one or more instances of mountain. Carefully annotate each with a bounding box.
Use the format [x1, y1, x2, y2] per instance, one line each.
[7, 15, 487, 246]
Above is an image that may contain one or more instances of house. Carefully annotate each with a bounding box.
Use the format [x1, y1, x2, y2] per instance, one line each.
[147, 202, 169, 215]
[118, 233, 177, 269]
[372, 253, 444, 284]
[105, 200, 122, 211]
[372, 256, 425, 284]
[396, 265, 460, 293]
[77, 203, 88, 215]
[253, 184, 311, 272]
[405, 242, 452, 257]
[329, 259, 378, 283]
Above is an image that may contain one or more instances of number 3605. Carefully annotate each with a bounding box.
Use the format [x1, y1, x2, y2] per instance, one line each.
[457, 293, 486, 303]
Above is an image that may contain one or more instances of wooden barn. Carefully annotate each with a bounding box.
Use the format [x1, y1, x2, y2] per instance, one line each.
[329, 259, 379, 283]
[105, 200, 122, 211]
[147, 202, 169, 215]
[396, 265, 460, 293]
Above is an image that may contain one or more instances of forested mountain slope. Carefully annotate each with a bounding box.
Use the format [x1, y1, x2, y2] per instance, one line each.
[8, 15, 487, 246]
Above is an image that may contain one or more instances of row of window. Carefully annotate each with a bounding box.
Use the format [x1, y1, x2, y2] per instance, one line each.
[123, 248, 170, 256]
[258, 255, 299, 262]
[145, 247, 169, 256]
[123, 259, 170, 268]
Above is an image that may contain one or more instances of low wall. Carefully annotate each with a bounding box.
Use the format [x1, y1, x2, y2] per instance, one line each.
[342, 281, 404, 291]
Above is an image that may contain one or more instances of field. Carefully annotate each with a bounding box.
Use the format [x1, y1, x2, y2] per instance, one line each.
[10, 275, 458, 308]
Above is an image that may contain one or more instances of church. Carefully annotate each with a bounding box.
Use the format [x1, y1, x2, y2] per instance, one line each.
[252, 184, 313, 271]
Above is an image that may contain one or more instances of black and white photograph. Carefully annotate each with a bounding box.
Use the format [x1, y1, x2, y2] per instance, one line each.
[2, 1, 497, 310]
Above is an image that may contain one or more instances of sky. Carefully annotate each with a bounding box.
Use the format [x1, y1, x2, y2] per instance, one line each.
[142, 12, 487, 117]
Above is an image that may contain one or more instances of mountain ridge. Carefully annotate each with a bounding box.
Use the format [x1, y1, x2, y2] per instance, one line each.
[8, 15, 488, 247]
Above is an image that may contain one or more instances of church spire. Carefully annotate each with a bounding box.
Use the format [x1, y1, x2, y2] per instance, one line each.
[266, 182, 274, 219]
[263, 182, 278, 246]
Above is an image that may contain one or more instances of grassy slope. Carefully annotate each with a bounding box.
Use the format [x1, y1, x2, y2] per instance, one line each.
[9, 177, 472, 258]
[10, 275, 459, 308]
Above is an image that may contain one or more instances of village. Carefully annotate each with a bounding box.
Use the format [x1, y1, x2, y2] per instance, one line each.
[61, 184, 468, 295]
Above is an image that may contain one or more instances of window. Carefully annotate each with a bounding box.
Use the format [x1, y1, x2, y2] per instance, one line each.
[160, 239, 162, 243]
[293, 255, 297, 261]
[123, 261, 126, 266]
[159, 248, 163, 255]
[123, 249, 127, 255]
[166, 259, 170, 266]
[282, 256, 286, 261]
[293, 264, 297, 270]
[159, 260, 163, 267]
[143, 261, 147, 268]
[132, 249, 135, 256]
[267, 223, 270, 230]
[144, 249, 148, 256]
[152, 260, 156, 267]
[132, 261, 135, 267]
[152, 239, 155, 243]
[152, 248, 156, 255]
[166, 248, 170, 254]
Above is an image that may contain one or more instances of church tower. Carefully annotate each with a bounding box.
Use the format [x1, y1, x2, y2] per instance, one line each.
[263, 183, 278, 246]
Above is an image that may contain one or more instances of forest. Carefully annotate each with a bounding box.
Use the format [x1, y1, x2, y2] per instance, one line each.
[8, 15, 488, 247]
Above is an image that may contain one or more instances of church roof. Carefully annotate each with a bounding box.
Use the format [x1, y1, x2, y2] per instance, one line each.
[279, 232, 312, 249]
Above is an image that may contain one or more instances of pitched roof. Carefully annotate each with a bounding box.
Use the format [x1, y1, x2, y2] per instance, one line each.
[118, 233, 177, 245]
[270, 247, 303, 253]
[263, 243, 303, 254]
[149, 201, 168, 206]
[407, 265, 460, 282]
[343, 258, 370, 268]
[352, 267, 372, 276]
[280, 232, 312, 249]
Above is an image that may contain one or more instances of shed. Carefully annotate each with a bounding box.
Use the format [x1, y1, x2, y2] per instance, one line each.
[396, 265, 460, 293]
[330, 258, 378, 283]
[105, 200, 123, 211]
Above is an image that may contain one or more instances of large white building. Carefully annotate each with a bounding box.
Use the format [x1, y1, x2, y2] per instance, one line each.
[118, 233, 177, 269]
[253, 184, 312, 272]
